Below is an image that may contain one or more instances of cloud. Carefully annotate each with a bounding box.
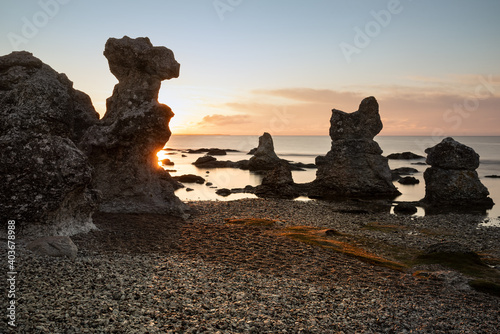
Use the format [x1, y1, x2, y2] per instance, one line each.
[253, 88, 364, 105]
[198, 114, 251, 127]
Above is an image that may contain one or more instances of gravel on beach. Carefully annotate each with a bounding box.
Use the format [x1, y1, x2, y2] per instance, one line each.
[2, 198, 500, 333]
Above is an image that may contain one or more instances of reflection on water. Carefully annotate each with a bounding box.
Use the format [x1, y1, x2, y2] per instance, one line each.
[158, 135, 499, 220]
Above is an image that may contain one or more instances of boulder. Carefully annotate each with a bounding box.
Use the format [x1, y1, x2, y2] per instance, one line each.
[80, 36, 189, 217]
[0, 51, 99, 236]
[310, 97, 400, 198]
[27, 236, 78, 258]
[425, 137, 479, 170]
[248, 132, 282, 171]
[422, 137, 493, 210]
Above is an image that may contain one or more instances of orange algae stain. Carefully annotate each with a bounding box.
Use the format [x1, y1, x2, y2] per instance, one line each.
[277, 225, 406, 271]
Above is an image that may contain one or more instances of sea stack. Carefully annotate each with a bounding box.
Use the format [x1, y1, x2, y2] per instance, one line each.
[0, 51, 100, 236]
[422, 137, 494, 211]
[248, 132, 282, 171]
[310, 97, 400, 198]
[80, 36, 189, 217]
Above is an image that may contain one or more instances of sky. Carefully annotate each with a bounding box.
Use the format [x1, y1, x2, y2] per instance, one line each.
[1, 0, 499, 136]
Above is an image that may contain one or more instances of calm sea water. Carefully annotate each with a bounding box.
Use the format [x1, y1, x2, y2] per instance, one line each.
[159, 135, 500, 223]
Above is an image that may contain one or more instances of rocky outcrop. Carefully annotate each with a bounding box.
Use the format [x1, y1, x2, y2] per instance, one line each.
[422, 137, 493, 211]
[255, 162, 300, 199]
[248, 132, 282, 171]
[80, 36, 189, 217]
[310, 97, 400, 199]
[0, 51, 100, 236]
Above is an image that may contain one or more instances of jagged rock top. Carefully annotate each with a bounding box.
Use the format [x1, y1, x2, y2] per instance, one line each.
[253, 132, 279, 160]
[329, 96, 383, 141]
[425, 137, 480, 170]
[104, 36, 180, 81]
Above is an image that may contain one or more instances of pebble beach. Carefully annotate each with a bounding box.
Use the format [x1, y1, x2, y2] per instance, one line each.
[3, 198, 500, 333]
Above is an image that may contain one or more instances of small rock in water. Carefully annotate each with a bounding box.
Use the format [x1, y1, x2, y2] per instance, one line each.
[394, 203, 418, 215]
[398, 176, 420, 185]
[216, 188, 232, 196]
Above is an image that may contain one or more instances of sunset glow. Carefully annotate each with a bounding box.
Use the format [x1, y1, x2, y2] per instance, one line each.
[1, 0, 499, 136]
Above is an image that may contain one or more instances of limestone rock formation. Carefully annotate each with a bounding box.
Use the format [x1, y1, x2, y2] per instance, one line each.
[422, 137, 493, 211]
[255, 162, 299, 199]
[310, 97, 400, 198]
[248, 132, 281, 171]
[80, 36, 189, 217]
[0, 51, 100, 236]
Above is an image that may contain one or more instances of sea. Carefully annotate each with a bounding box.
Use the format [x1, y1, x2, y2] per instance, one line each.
[158, 135, 500, 226]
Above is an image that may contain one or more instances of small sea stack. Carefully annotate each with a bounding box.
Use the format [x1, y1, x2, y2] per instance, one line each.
[422, 137, 494, 212]
[248, 132, 282, 171]
[310, 97, 400, 199]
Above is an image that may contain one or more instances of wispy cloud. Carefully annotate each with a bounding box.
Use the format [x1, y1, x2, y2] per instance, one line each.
[208, 85, 500, 135]
[197, 114, 251, 127]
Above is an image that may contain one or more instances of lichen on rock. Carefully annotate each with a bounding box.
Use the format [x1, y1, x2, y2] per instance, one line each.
[0, 51, 100, 236]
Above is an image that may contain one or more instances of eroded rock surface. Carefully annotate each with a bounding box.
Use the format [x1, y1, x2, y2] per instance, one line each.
[80, 36, 189, 217]
[310, 97, 400, 198]
[248, 132, 282, 171]
[422, 137, 493, 211]
[0, 51, 99, 236]
[255, 162, 299, 199]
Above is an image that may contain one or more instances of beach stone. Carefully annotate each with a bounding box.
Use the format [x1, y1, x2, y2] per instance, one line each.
[310, 97, 400, 198]
[422, 137, 493, 210]
[0, 51, 99, 236]
[80, 36, 189, 217]
[248, 132, 281, 171]
[27, 236, 78, 258]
